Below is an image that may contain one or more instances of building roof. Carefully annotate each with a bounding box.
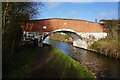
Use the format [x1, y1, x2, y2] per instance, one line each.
[99, 19, 120, 24]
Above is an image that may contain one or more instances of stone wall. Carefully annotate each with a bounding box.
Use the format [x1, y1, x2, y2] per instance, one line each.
[77, 32, 107, 47]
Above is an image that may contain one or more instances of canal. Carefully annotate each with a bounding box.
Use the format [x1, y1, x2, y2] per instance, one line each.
[43, 38, 120, 79]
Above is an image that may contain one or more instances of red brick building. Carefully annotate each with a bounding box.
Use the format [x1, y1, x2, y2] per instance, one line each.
[21, 18, 104, 32]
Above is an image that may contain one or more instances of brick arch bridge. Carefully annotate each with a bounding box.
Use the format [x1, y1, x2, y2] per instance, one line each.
[21, 18, 107, 49]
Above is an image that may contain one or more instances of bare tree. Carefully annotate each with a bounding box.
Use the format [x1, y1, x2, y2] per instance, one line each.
[2, 2, 43, 56]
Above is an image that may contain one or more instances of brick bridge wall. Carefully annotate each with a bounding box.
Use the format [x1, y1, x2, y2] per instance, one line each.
[21, 18, 104, 32]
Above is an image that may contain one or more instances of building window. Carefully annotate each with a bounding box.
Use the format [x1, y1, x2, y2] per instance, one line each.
[43, 26, 47, 29]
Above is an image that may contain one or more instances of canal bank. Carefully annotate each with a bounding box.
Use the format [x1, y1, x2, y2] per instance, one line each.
[88, 38, 120, 60]
[3, 43, 95, 79]
[28, 45, 96, 79]
[44, 38, 120, 79]
[48, 32, 120, 60]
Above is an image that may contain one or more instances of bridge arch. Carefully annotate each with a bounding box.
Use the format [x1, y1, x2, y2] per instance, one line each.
[51, 29, 82, 39]
[43, 29, 88, 49]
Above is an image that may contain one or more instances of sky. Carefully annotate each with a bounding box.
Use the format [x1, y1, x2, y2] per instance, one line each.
[33, 2, 118, 22]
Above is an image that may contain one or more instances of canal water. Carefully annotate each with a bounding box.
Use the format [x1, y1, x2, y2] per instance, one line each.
[43, 38, 120, 79]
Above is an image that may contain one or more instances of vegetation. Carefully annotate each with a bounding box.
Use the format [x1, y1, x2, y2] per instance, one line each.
[46, 47, 96, 79]
[2, 2, 43, 78]
[90, 37, 120, 59]
[49, 33, 73, 43]
[2, 2, 42, 56]
[3, 44, 96, 79]
[89, 20, 120, 59]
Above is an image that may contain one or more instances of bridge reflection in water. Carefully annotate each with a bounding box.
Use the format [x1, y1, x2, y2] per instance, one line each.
[43, 38, 120, 79]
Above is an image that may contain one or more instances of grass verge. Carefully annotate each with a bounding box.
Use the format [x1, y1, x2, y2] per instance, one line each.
[3, 44, 96, 79]
[89, 38, 120, 59]
[46, 48, 96, 79]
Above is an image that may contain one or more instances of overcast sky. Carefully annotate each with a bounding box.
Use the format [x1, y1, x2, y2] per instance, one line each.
[33, 2, 118, 22]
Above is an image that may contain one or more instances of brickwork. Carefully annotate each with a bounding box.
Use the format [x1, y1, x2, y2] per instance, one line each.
[21, 18, 104, 32]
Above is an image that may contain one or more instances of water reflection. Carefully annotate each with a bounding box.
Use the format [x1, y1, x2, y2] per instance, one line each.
[43, 38, 120, 79]
[44, 38, 73, 55]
